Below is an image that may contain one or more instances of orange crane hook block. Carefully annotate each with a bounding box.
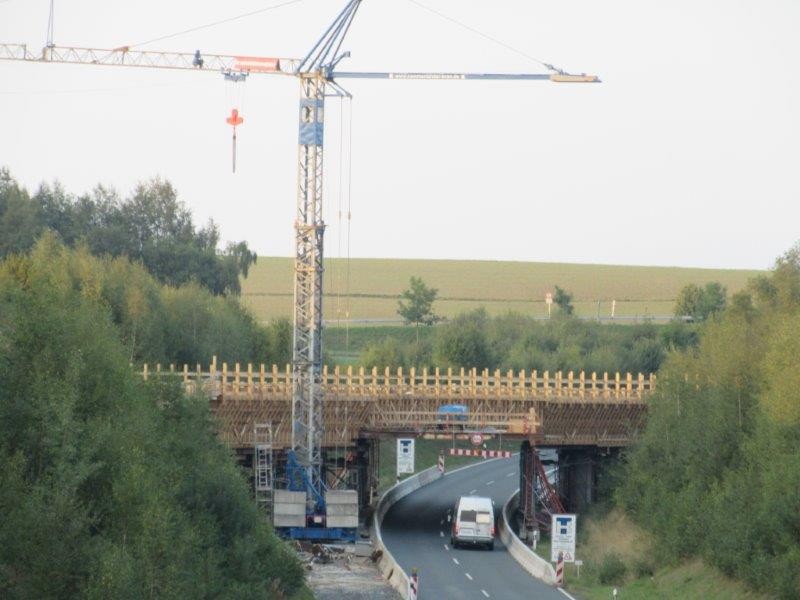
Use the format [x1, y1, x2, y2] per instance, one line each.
[226, 108, 244, 128]
[226, 108, 244, 172]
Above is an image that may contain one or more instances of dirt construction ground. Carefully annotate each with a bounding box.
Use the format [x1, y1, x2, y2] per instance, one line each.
[299, 541, 400, 600]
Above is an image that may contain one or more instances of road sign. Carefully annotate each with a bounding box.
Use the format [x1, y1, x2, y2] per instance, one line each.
[470, 433, 484, 446]
[545, 293, 553, 305]
[397, 438, 415, 475]
[551, 514, 577, 563]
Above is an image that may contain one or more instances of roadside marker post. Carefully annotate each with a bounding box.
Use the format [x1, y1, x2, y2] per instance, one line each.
[556, 552, 565, 587]
[437, 452, 445, 474]
[408, 568, 419, 600]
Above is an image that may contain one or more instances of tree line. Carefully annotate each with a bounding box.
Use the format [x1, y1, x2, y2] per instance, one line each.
[358, 277, 698, 374]
[0, 168, 257, 296]
[0, 237, 304, 598]
[618, 245, 800, 598]
[361, 306, 696, 375]
[10, 232, 291, 368]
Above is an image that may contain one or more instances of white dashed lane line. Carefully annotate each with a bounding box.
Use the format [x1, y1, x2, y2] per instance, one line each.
[452, 558, 459, 565]
[481, 590, 490, 598]
[506, 471, 515, 477]
[486, 480, 494, 486]
[465, 573, 473, 581]
[440, 531, 444, 537]
[444, 544, 449, 551]
[469, 489, 477, 494]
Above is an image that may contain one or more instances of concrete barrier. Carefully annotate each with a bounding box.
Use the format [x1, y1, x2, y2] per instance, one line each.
[498, 490, 557, 585]
[372, 466, 444, 599]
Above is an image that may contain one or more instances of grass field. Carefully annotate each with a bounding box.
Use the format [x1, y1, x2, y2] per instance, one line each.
[242, 257, 762, 322]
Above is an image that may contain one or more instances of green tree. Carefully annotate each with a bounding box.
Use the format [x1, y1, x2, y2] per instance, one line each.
[0, 236, 305, 599]
[620, 243, 800, 598]
[359, 338, 406, 369]
[397, 276, 441, 340]
[0, 170, 259, 297]
[433, 308, 492, 369]
[0, 168, 41, 256]
[674, 281, 727, 320]
[553, 285, 574, 316]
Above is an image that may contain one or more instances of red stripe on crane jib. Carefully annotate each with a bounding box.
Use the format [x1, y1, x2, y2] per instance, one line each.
[233, 56, 281, 72]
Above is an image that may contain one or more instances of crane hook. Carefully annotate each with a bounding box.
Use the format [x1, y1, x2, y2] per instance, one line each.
[225, 108, 244, 173]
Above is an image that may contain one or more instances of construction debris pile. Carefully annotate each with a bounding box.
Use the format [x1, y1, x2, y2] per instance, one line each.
[296, 541, 399, 600]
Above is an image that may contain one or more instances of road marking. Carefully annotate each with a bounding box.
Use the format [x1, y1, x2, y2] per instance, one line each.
[481, 590, 490, 598]
[440, 531, 444, 537]
[440, 519, 444, 525]
[465, 573, 473, 581]
[469, 489, 477, 494]
[452, 558, 459, 565]
[506, 472, 515, 477]
[444, 544, 449, 551]
[558, 588, 579, 600]
[486, 480, 494, 485]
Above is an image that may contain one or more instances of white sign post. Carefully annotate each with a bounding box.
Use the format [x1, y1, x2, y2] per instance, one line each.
[397, 438, 415, 476]
[545, 292, 553, 318]
[551, 514, 577, 563]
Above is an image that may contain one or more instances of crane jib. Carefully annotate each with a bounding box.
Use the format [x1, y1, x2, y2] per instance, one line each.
[331, 71, 598, 82]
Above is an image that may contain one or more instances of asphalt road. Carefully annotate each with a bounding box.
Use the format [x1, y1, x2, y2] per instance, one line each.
[381, 458, 568, 600]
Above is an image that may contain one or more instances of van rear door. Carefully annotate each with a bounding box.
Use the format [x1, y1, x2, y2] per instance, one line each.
[475, 510, 493, 538]
[458, 509, 477, 538]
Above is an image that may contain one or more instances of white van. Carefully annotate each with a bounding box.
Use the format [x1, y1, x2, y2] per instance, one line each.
[450, 496, 495, 550]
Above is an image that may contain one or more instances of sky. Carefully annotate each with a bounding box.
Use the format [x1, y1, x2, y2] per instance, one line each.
[1, 0, 798, 270]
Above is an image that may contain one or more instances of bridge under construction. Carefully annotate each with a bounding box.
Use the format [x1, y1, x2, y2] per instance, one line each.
[139, 360, 651, 526]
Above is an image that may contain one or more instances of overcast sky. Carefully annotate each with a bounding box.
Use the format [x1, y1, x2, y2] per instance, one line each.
[1, 0, 798, 269]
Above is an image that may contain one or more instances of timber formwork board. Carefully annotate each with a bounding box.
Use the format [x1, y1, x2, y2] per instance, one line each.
[143, 364, 652, 449]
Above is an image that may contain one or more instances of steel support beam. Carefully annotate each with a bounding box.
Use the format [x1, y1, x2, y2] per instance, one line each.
[519, 440, 536, 541]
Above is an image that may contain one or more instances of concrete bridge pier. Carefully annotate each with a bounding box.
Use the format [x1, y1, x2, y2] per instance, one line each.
[557, 447, 598, 514]
[353, 437, 379, 509]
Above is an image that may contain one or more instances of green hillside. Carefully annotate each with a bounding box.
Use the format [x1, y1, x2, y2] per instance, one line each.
[242, 257, 762, 322]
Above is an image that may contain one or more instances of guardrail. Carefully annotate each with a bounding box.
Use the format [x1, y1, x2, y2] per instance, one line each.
[498, 490, 556, 585]
[372, 466, 444, 599]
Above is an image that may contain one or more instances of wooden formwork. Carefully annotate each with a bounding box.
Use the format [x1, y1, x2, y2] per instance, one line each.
[139, 361, 653, 448]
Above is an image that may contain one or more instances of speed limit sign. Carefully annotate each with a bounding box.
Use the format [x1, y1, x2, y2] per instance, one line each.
[470, 433, 484, 446]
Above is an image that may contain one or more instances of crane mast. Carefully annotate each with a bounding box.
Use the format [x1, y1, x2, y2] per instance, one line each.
[291, 72, 327, 498]
[287, 0, 362, 510]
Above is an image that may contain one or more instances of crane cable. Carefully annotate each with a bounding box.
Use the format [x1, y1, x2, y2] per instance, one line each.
[332, 95, 353, 352]
[130, 0, 306, 48]
[344, 96, 353, 352]
[404, 0, 561, 72]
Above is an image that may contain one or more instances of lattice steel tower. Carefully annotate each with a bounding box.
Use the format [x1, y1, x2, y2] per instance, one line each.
[289, 1, 362, 504]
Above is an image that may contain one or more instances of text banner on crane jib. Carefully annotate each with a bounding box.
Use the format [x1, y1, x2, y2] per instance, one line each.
[551, 514, 577, 563]
[396, 438, 415, 476]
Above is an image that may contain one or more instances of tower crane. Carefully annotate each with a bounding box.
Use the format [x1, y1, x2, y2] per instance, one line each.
[1, 0, 598, 541]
